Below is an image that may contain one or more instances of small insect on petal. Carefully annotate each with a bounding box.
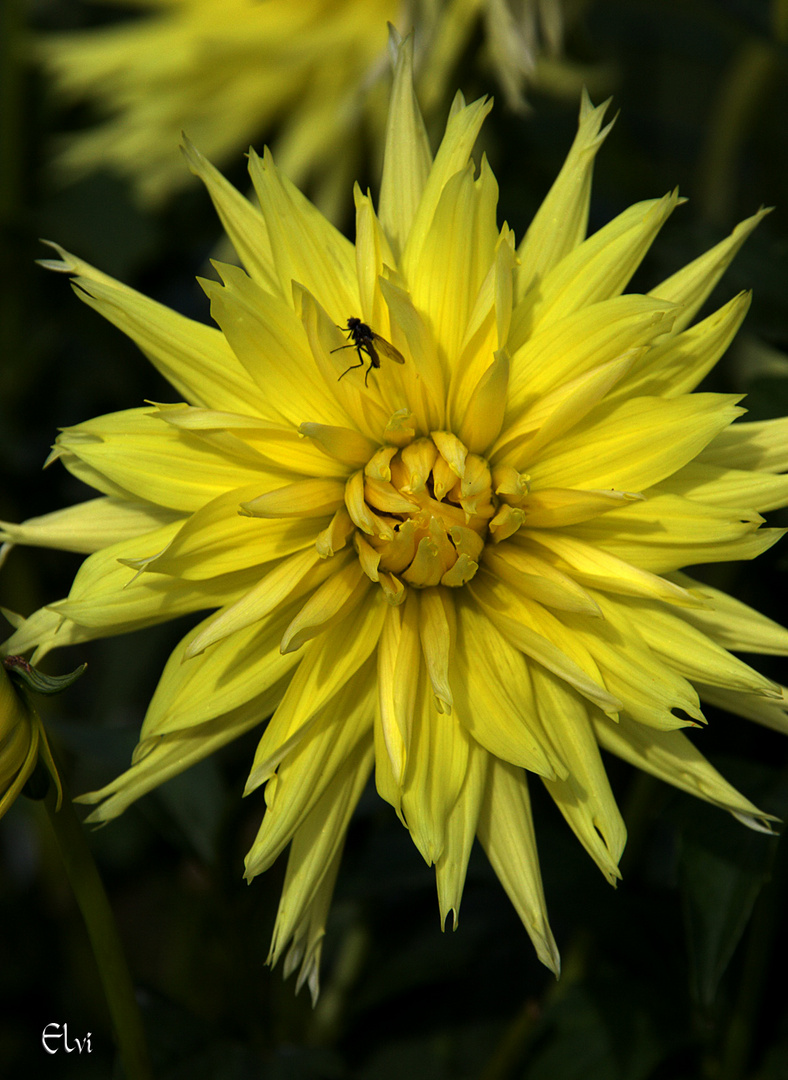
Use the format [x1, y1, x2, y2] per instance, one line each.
[331, 316, 405, 387]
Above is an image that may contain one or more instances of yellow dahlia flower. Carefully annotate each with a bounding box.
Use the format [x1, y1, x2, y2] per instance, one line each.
[39, 0, 567, 210]
[6, 42, 788, 999]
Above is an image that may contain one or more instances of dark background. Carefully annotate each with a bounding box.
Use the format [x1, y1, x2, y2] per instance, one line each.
[2, 1, 788, 1077]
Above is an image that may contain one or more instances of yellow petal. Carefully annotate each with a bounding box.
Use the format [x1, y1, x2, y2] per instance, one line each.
[601, 593, 780, 697]
[56, 407, 279, 513]
[516, 90, 615, 299]
[242, 478, 345, 519]
[453, 600, 566, 777]
[244, 595, 386, 792]
[669, 572, 788, 656]
[248, 146, 359, 319]
[435, 739, 489, 929]
[521, 529, 704, 606]
[418, 587, 456, 714]
[457, 350, 510, 454]
[280, 561, 370, 654]
[378, 32, 432, 263]
[477, 760, 560, 975]
[40, 242, 263, 413]
[244, 667, 375, 879]
[377, 594, 421, 784]
[648, 207, 770, 333]
[401, 672, 471, 866]
[265, 735, 374, 1004]
[533, 666, 626, 884]
[181, 136, 278, 294]
[0, 498, 182, 555]
[610, 291, 751, 401]
[700, 416, 788, 472]
[469, 574, 621, 715]
[527, 394, 744, 492]
[593, 715, 776, 833]
[511, 191, 681, 343]
[185, 547, 338, 658]
[202, 264, 349, 428]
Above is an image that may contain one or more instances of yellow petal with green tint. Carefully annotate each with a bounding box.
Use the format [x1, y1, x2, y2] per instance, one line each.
[648, 208, 770, 332]
[0, 498, 182, 554]
[378, 31, 432, 263]
[354, 184, 396, 333]
[669, 572, 788, 655]
[79, 692, 285, 825]
[567, 497, 781, 574]
[516, 90, 614, 299]
[573, 491, 763, 547]
[299, 422, 377, 469]
[244, 595, 386, 792]
[593, 714, 776, 833]
[696, 684, 788, 736]
[699, 416, 788, 472]
[436, 739, 489, 929]
[609, 291, 751, 401]
[140, 604, 304, 740]
[401, 92, 493, 285]
[561, 608, 704, 729]
[56, 407, 280, 513]
[482, 544, 601, 616]
[202, 265, 350, 429]
[280, 561, 370, 654]
[379, 276, 446, 432]
[601, 593, 780, 697]
[242, 478, 345, 519]
[453, 600, 566, 778]
[186, 548, 339, 658]
[297, 285, 390, 443]
[477, 760, 560, 975]
[521, 488, 643, 529]
[377, 594, 421, 784]
[418, 587, 456, 714]
[408, 162, 497, 367]
[39, 242, 264, 413]
[131, 485, 321, 580]
[507, 294, 675, 403]
[157, 405, 350, 479]
[456, 350, 510, 455]
[495, 350, 641, 467]
[181, 136, 278, 295]
[519, 529, 704, 607]
[244, 665, 375, 878]
[469, 574, 621, 715]
[511, 192, 681, 345]
[533, 666, 626, 884]
[50, 523, 256, 629]
[527, 394, 744, 491]
[266, 736, 375, 1000]
[248, 146, 358, 321]
[654, 460, 788, 513]
[401, 672, 471, 865]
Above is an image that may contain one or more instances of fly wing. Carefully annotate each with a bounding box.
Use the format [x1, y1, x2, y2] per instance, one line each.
[371, 333, 405, 365]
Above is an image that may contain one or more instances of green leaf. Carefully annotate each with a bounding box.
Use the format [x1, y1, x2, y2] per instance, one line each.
[678, 798, 778, 1008]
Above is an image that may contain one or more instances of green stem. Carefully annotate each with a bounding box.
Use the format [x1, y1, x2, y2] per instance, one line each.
[42, 782, 153, 1080]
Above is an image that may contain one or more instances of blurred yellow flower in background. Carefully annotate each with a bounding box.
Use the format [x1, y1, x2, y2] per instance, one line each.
[5, 39, 788, 999]
[38, 0, 589, 213]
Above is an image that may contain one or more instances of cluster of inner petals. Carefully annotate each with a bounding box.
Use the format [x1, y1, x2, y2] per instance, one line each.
[336, 431, 533, 603]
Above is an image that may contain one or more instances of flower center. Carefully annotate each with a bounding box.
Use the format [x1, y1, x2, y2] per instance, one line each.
[344, 433, 499, 600]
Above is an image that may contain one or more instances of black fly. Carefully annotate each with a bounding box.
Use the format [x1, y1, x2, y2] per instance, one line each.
[331, 317, 405, 386]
